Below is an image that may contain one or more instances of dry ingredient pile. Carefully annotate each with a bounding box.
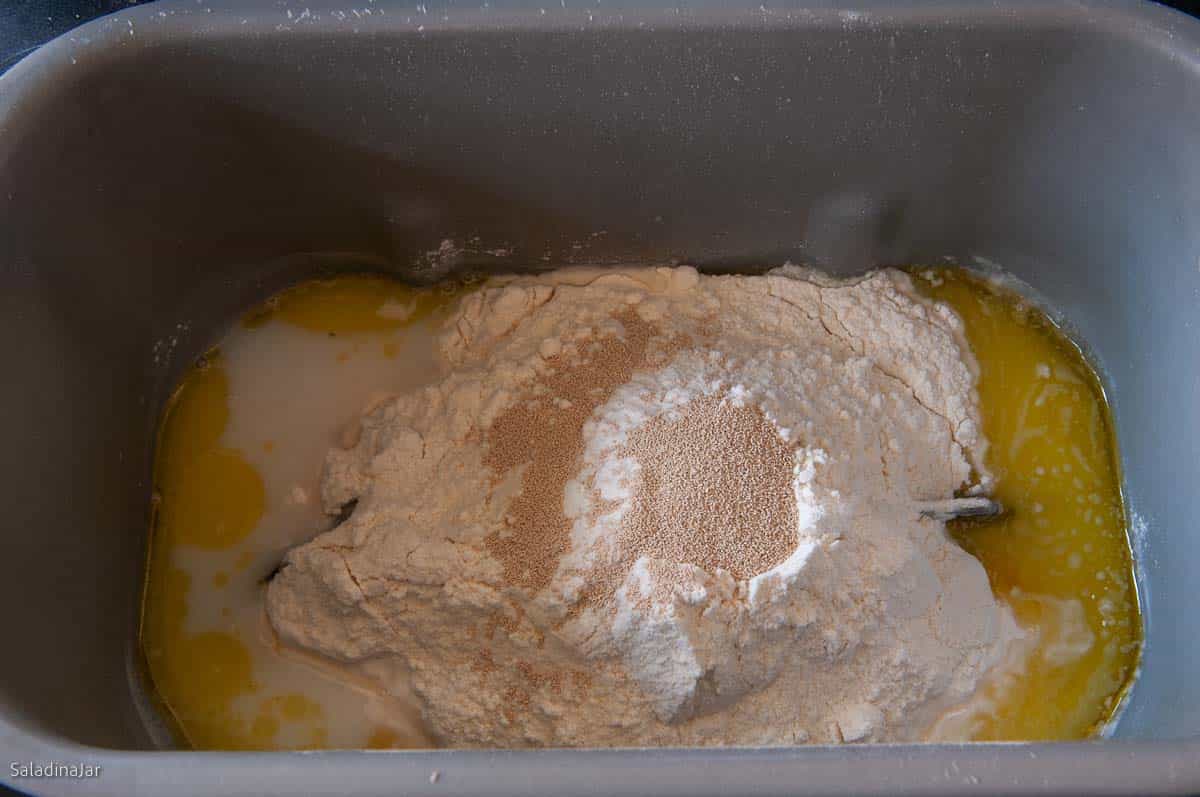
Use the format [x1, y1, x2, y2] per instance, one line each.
[265, 266, 1025, 746]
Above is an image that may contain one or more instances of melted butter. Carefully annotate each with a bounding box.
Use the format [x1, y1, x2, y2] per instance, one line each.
[142, 269, 1141, 749]
[242, 274, 456, 333]
[152, 356, 264, 551]
[365, 727, 403, 749]
[914, 267, 1141, 740]
[142, 352, 267, 749]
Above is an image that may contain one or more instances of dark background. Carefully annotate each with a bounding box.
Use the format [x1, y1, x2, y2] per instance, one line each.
[1, 0, 1198, 796]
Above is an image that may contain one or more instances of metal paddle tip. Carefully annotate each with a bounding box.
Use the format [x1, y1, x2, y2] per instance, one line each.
[918, 496, 1004, 522]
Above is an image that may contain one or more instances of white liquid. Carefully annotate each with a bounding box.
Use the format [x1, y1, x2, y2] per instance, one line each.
[163, 297, 453, 748]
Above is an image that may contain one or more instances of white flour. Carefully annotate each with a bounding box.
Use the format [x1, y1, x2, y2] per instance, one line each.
[265, 265, 1023, 746]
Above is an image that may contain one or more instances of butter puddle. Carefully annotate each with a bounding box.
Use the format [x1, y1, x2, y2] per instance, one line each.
[917, 267, 1141, 741]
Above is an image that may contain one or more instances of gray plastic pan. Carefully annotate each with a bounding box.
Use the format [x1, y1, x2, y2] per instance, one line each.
[1, 0, 1198, 794]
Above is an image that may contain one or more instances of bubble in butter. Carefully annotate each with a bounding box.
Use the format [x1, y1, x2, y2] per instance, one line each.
[141, 269, 1141, 749]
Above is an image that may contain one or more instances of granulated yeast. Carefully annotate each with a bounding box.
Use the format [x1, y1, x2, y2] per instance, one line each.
[571, 392, 801, 617]
[483, 311, 659, 592]
[618, 395, 798, 580]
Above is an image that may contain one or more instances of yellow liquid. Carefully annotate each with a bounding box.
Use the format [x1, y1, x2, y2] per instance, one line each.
[914, 267, 1141, 740]
[141, 269, 1141, 749]
[142, 351, 267, 750]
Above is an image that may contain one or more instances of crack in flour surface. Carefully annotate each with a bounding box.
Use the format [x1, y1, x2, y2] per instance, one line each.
[266, 265, 1025, 746]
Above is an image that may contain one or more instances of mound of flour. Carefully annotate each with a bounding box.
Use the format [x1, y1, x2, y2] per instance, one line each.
[265, 265, 1021, 746]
